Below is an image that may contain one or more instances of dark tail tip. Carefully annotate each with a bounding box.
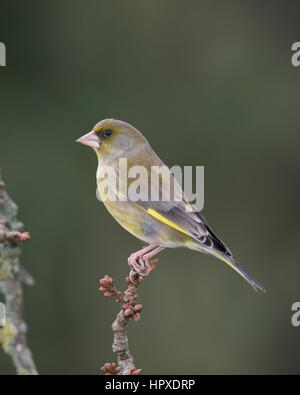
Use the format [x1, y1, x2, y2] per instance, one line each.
[251, 280, 267, 294]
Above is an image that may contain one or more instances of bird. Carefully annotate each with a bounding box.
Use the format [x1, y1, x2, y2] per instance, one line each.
[76, 119, 265, 293]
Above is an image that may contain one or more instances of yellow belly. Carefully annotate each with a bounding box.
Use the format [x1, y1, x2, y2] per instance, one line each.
[101, 199, 190, 248]
[103, 199, 149, 242]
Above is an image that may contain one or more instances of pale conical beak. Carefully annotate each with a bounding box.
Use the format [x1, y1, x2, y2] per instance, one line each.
[76, 131, 100, 149]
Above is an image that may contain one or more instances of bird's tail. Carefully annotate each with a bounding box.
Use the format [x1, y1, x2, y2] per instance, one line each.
[208, 249, 266, 293]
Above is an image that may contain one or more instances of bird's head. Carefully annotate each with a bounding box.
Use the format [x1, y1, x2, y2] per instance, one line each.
[76, 119, 146, 160]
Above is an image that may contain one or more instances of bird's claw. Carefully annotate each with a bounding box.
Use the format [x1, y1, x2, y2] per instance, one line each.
[129, 270, 139, 284]
[128, 254, 153, 279]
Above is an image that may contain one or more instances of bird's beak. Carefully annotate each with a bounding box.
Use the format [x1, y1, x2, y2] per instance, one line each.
[76, 130, 100, 149]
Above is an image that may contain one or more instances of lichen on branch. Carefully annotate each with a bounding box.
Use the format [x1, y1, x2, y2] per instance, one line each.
[0, 171, 37, 375]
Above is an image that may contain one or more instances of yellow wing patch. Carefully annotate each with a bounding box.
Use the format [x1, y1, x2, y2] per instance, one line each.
[145, 208, 191, 236]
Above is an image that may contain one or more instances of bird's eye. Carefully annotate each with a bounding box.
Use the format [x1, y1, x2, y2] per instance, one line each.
[103, 129, 113, 137]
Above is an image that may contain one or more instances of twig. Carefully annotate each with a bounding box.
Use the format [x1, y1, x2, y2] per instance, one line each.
[0, 171, 38, 375]
[99, 265, 156, 375]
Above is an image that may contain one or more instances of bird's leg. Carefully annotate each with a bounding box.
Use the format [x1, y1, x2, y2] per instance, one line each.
[139, 247, 164, 277]
[128, 243, 157, 266]
[128, 244, 164, 281]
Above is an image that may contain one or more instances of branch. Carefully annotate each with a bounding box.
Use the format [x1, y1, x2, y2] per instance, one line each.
[0, 172, 38, 375]
[99, 265, 156, 375]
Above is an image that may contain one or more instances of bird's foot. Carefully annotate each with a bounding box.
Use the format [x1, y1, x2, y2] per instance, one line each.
[128, 253, 157, 283]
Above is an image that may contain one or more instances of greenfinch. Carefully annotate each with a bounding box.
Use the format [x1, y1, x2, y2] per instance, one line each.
[77, 119, 265, 293]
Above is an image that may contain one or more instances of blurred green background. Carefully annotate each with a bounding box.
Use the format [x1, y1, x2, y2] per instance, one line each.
[0, 0, 299, 374]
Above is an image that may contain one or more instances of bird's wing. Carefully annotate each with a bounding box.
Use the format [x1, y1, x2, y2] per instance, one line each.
[128, 168, 267, 293]
[122, 162, 232, 257]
